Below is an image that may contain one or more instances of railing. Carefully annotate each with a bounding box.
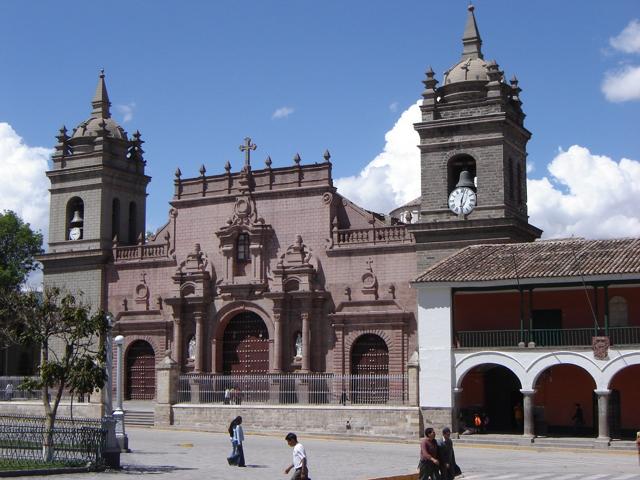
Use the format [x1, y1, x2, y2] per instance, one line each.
[332, 226, 412, 247]
[456, 326, 640, 348]
[0, 377, 84, 402]
[0, 415, 106, 468]
[114, 242, 168, 261]
[178, 373, 408, 406]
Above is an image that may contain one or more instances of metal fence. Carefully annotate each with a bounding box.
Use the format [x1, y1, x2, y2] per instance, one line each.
[0, 415, 107, 469]
[0, 376, 84, 402]
[178, 373, 408, 406]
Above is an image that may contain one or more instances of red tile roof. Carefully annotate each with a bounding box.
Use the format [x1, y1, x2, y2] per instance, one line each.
[414, 238, 640, 283]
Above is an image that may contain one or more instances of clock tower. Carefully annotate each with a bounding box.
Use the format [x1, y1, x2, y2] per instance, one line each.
[39, 71, 150, 312]
[409, 5, 541, 271]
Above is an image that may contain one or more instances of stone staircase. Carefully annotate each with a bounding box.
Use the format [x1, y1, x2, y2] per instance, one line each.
[124, 410, 155, 427]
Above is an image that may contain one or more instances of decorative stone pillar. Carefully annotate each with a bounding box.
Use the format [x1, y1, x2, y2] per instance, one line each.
[301, 311, 310, 372]
[520, 389, 536, 439]
[173, 318, 183, 369]
[595, 389, 611, 442]
[194, 311, 204, 373]
[155, 350, 180, 427]
[407, 351, 420, 407]
[272, 312, 282, 372]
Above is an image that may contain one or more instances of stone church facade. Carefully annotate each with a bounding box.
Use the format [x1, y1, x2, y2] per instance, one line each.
[40, 5, 545, 405]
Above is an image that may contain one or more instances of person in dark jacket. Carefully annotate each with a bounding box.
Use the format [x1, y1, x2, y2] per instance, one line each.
[437, 427, 459, 480]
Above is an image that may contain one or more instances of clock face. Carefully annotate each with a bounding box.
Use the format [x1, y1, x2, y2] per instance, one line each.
[448, 187, 477, 215]
[69, 227, 82, 241]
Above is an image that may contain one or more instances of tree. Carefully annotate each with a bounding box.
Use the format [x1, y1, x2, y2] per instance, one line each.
[0, 287, 108, 461]
[0, 210, 43, 291]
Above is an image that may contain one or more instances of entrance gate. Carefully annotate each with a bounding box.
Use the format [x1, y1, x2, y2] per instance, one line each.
[350, 334, 389, 403]
[222, 312, 269, 374]
[126, 340, 155, 400]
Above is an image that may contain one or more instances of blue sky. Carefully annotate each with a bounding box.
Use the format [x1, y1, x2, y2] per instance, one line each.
[1, 0, 639, 249]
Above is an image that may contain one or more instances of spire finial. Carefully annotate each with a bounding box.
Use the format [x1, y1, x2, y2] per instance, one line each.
[92, 69, 111, 119]
[462, 3, 483, 60]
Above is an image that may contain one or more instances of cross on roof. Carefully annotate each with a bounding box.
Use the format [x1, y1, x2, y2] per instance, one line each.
[239, 137, 257, 169]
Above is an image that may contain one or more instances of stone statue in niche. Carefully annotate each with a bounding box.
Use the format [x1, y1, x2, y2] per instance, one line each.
[294, 332, 303, 359]
[188, 336, 196, 360]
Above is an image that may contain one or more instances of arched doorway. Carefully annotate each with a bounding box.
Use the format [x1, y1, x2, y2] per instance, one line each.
[222, 312, 269, 374]
[609, 365, 640, 439]
[350, 334, 389, 404]
[125, 340, 155, 400]
[458, 364, 522, 433]
[534, 365, 596, 437]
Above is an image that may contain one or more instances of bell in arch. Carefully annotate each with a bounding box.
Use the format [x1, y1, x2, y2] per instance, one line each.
[455, 170, 475, 189]
[70, 210, 84, 226]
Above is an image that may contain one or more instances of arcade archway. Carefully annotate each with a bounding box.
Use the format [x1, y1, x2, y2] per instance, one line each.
[609, 365, 640, 439]
[458, 364, 522, 433]
[125, 340, 155, 400]
[533, 364, 596, 437]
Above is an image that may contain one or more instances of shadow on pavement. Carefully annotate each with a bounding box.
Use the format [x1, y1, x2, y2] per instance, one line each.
[117, 465, 197, 474]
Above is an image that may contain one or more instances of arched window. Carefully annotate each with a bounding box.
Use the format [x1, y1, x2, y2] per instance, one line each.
[509, 159, 516, 202]
[236, 233, 250, 262]
[447, 154, 477, 195]
[128, 201, 137, 244]
[609, 296, 628, 327]
[111, 198, 120, 241]
[516, 161, 523, 206]
[66, 197, 84, 240]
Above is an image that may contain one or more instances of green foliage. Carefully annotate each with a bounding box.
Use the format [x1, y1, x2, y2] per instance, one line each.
[2, 287, 108, 413]
[0, 211, 43, 291]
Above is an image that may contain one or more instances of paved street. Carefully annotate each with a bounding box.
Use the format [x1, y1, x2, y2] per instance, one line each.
[18, 427, 640, 480]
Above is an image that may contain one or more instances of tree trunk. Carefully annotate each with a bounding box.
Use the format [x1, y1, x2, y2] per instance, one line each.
[42, 413, 55, 462]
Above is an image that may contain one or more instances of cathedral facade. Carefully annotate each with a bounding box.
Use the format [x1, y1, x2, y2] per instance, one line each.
[41, 5, 539, 403]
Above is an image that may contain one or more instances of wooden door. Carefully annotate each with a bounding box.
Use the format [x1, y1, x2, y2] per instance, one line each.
[222, 313, 269, 374]
[126, 341, 156, 400]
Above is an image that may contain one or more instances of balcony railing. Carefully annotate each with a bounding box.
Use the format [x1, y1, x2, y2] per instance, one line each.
[456, 326, 640, 349]
[114, 242, 169, 262]
[331, 226, 413, 248]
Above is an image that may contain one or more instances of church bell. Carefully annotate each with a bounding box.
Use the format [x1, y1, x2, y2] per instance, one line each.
[70, 210, 83, 226]
[455, 170, 475, 188]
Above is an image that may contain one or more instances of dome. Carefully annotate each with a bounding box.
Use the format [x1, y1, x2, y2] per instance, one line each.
[72, 116, 127, 140]
[443, 57, 488, 84]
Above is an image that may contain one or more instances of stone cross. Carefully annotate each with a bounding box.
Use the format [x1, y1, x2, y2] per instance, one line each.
[239, 137, 257, 170]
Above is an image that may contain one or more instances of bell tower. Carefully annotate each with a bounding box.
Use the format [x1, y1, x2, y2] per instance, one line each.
[40, 71, 150, 310]
[409, 5, 541, 271]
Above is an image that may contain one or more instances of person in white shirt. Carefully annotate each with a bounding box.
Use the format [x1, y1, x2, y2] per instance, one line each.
[284, 432, 309, 480]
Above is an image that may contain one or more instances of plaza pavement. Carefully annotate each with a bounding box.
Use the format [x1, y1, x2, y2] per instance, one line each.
[17, 427, 640, 480]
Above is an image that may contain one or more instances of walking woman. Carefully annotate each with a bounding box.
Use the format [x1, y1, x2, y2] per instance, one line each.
[227, 416, 246, 467]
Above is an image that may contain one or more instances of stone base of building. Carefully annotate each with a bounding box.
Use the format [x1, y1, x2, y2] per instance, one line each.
[419, 407, 452, 434]
[0, 401, 102, 418]
[170, 404, 421, 439]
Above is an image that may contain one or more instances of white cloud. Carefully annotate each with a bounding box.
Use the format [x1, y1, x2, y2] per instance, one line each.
[610, 19, 640, 54]
[528, 145, 640, 239]
[334, 104, 640, 241]
[601, 65, 640, 102]
[0, 123, 52, 289]
[334, 102, 421, 214]
[115, 102, 136, 123]
[272, 106, 294, 119]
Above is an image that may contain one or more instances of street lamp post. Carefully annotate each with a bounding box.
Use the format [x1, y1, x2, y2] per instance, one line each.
[113, 335, 129, 451]
[102, 312, 120, 467]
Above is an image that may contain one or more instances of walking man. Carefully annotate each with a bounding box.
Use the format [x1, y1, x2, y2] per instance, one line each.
[284, 432, 309, 480]
[437, 427, 458, 480]
[419, 427, 440, 480]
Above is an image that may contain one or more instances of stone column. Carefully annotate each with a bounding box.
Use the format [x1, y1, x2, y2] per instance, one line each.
[452, 388, 463, 434]
[301, 311, 310, 372]
[407, 352, 420, 407]
[155, 351, 180, 427]
[194, 311, 204, 373]
[272, 312, 282, 372]
[173, 318, 183, 369]
[520, 389, 536, 438]
[595, 389, 611, 442]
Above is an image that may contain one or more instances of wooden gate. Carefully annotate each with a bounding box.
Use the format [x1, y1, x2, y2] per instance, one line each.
[126, 340, 156, 400]
[222, 312, 269, 374]
[350, 334, 389, 403]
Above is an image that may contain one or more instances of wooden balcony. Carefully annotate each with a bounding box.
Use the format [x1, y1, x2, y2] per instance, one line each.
[455, 326, 640, 349]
